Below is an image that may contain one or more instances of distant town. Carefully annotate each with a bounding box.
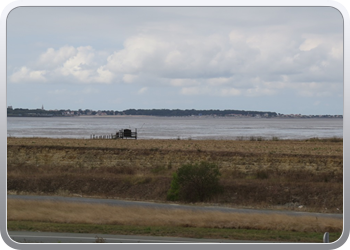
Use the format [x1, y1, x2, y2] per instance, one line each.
[7, 106, 343, 119]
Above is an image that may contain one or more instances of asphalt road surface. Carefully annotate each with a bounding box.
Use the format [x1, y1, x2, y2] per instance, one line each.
[7, 231, 278, 243]
[7, 194, 343, 219]
[7, 195, 340, 244]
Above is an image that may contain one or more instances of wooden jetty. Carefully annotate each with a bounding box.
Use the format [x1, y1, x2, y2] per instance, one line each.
[91, 128, 137, 140]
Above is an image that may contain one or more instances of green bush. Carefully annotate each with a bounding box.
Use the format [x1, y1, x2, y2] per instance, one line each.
[167, 161, 222, 202]
[166, 172, 180, 201]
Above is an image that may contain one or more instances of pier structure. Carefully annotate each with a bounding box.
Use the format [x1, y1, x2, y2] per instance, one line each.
[90, 128, 137, 140]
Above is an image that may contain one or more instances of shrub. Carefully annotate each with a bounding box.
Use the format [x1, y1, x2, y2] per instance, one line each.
[166, 172, 180, 201]
[256, 169, 269, 179]
[167, 161, 222, 202]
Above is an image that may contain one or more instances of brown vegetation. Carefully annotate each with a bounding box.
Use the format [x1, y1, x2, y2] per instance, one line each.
[7, 199, 342, 233]
[7, 137, 343, 212]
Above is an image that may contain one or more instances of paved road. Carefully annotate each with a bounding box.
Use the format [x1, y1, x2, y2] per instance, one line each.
[7, 194, 343, 219]
[7, 231, 278, 243]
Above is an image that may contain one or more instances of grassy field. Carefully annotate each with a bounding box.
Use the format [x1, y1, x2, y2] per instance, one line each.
[7, 221, 342, 243]
[7, 137, 343, 242]
[7, 137, 343, 212]
[7, 199, 342, 243]
[7, 199, 342, 232]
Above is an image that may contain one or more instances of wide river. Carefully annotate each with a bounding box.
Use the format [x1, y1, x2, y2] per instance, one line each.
[7, 116, 343, 140]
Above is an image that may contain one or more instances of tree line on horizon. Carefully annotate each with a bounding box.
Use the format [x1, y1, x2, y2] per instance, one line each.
[7, 107, 278, 117]
[122, 109, 277, 117]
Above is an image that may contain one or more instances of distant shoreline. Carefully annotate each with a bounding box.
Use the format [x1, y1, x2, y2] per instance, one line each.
[7, 115, 343, 119]
[7, 107, 343, 119]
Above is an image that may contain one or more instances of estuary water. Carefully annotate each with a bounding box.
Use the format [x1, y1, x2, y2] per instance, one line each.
[7, 116, 343, 140]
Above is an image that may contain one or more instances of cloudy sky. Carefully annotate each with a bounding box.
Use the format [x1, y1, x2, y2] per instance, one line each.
[6, 7, 343, 115]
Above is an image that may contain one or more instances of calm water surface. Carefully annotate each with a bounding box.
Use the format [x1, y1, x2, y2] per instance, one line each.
[7, 116, 343, 140]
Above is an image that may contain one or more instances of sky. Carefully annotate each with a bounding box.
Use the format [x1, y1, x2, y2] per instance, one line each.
[6, 6, 344, 115]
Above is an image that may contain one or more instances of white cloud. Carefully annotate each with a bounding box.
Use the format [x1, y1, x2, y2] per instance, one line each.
[207, 77, 231, 86]
[330, 43, 343, 59]
[181, 87, 208, 95]
[220, 88, 241, 96]
[263, 81, 288, 89]
[299, 38, 322, 51]
[48, 87, 100, 96]
[291, 82, 333, 97]
[8, 19, 343, 100]
[59, 46, 95, 81]
[10, 66, 46, 83]
[95, 66, 114, 84]
[245, 86, 276, 97]
[164, 50, 183, 66]
[229, 31, 244, 43]
[170, 78, 200, 87]
[10, 46, 116, 84]
[38, 46, 76, 67]
[123, 74, 138, 83]
[105, 34, 239, 79]
[137, 87, 148, 94]
[5, 7, 344, 115]
[181, 86, 241, 97]
[106, 35, 164, 74]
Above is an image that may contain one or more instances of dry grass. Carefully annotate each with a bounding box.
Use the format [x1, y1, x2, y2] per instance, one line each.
[7, 199, 342, 233]
[7, 137, 343, 211]
[7, 138, 343, 175]
[7, 137, 343, 156]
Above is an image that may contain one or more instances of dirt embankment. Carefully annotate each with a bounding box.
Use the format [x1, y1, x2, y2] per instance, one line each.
[7, 138, 343, 212]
